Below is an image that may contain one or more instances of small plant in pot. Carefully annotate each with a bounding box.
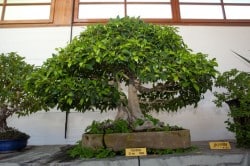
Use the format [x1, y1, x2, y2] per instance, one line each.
[0, 52, 39, 152]
[214, 52, 250, 148]
[26, 17, 218, 157]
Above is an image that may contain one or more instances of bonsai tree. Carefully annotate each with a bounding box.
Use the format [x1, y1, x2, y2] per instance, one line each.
[26, 17, 218, 131]
[0, 52, 39, 140]
[214, 52, 250, 148]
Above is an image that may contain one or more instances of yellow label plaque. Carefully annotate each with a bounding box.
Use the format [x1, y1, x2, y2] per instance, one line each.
[209, 142, 231, 149]
[125, 148, 147, 156]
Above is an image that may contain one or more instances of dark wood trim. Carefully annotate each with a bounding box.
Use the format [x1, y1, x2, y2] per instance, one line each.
[53, 0, 72, 25]
[1, 3, 51, 6]
[0, 20, 52, 24]
[179, 2, 250, 6]
[0, 0, 54, 24]
[49, 0, 55, 23]
[73, 0, 80, 23]
[124, 0, 127, 16]
[1, 20, 250, 28]
[171, 0, 180, 23]
[1, 0, 6, 21]
[1, 0, 250, 28]
[220, 0, 226, 20]
[72, 16, 250, 26]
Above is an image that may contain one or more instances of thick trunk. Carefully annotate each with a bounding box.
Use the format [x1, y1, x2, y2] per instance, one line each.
[115, 82, 163, 131]
[115, 82, 144, 121]
[127, 82, 145, 120]
[0, 118, 8, 132]
[0, 106, 11, 132]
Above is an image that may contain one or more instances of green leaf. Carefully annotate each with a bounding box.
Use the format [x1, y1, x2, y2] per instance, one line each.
[67, 98, 73, 105]
[80, 98, 84, 105]
[193, 84, 200, 92]
[121, 49, 131, 56]
[133, 56, 139, 63]
[85, 64, 93, 70]
[96, 56, 101, 63]
[172, 74, 179, 82]
[68, 92, 74, 97]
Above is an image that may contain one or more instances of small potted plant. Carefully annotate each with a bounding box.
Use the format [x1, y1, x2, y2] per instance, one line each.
[214, 52, 250, 148]
[0, 52, 39, 152]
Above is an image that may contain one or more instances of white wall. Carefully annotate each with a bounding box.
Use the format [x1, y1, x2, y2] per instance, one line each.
[1, 26, 250, 145]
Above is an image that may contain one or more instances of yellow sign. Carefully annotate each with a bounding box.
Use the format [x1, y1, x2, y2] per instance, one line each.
[125, 148, 147, 156]
[209, 142, 231, 149]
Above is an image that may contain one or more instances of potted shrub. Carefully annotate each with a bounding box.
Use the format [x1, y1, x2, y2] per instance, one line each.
[214, 52, 250, 148]
[0, 52, 39, 152]
[26, 17, 218, 154]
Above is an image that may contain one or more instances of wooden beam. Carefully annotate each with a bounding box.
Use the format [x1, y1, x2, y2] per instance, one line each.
[53, 0, 73, 26]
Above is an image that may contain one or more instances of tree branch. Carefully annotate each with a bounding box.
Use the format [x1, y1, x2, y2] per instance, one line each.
[0, 104, 20, 120]
[134, 81, 179, 93]
[139, 99, 169, 104]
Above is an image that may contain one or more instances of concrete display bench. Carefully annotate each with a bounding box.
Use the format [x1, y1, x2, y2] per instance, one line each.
[0, 141, 249, 166]
[82, 129, 191, 151]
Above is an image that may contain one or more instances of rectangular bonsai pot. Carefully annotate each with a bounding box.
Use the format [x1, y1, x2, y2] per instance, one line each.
[82, 129, 191, 151]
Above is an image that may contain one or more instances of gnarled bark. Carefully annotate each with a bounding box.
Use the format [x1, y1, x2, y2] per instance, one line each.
[115, 81, 164, 131]
[0, 118, 8, 132]
[0, 105, 15, 132]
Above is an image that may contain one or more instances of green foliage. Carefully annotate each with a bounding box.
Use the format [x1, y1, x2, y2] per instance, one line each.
[85, 119, 132, 134]
[0, 127, 30, 140]
[26, 17, 217, 114]
[132, 114, 158, 128]
[0, 53, 42, 128]
[85, 116, 182, 134]
[145, 114, 160, 125]
[214, 69, 250, 105]
[68, 141, 197, 159]
[106, 119, 132, 134]
[132, 114, 163, 131]
[68, 142, 115, 159]
[132, 114, 183, 131]
[214, 69, 250, 148]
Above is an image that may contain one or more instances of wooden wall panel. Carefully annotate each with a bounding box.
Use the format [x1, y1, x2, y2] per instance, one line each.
[53, 0, 73, 26]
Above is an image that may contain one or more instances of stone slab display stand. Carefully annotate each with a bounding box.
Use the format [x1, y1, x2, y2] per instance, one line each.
[82, 129, 191, 151]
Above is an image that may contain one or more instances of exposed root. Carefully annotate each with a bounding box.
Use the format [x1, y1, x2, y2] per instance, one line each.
[115, 79, 165, 132]
[133, 120, 164, 131]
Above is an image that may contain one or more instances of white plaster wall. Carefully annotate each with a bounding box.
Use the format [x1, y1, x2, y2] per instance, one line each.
[0, 27, 72, 66]
[1, 25, 250, 145]
[178, 26, 250, 72]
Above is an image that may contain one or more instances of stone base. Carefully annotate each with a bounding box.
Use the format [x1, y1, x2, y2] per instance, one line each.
[82, 129, 191, 151]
